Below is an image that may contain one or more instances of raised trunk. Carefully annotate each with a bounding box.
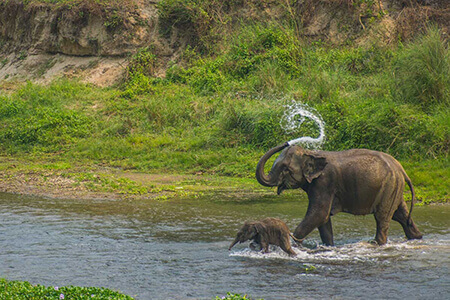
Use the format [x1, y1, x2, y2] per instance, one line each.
[255, 142, 289, 187]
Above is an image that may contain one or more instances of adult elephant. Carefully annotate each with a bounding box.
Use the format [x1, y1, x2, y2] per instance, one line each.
[255, 142, 423, 245]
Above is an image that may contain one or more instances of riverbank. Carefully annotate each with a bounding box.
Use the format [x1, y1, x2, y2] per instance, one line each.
[0, 155, 270, 201]
[1, 2, 448, 205]
[0, 155, 448, 204]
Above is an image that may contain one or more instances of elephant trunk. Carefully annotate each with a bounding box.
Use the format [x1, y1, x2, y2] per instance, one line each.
[255, 142, 289, 187]
[229, 238, 239, 250]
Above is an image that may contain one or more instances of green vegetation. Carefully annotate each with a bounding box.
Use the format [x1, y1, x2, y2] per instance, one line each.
[0, 2, 448, 203]
[0, 279, 133, 299]
[0, 280, 263, 300]
[22, 0, 130, 6]
[215, 293, 262, 300]
[20, 0, 136, 30]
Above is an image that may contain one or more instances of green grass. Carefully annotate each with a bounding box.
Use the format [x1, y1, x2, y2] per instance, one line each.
[0, 16, 448, 203]
[403, 159, 449, 205]
[0, 279, 133, 299]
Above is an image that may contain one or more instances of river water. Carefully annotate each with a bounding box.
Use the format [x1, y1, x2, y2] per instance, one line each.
[0, 192, 449, 299]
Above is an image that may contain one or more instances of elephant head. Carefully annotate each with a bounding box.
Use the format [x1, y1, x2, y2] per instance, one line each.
[229, 221, 264, 250]
[255, 143, 327, 194]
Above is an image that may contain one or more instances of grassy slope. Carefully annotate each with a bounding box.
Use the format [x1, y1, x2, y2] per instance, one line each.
[0, 2, 449, 204]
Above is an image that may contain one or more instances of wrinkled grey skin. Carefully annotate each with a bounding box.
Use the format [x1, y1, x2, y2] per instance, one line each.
[255, 143, 423, 246]
[229, 217, 299, 256]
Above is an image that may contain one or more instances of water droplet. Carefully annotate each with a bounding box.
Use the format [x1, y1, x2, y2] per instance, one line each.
[280, 101, 326, 148]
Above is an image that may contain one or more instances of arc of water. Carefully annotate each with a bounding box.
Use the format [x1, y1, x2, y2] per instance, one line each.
[280, 101, 326, 148]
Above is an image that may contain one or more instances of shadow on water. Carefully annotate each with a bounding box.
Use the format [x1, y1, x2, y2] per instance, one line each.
[0, 192, 449, 299]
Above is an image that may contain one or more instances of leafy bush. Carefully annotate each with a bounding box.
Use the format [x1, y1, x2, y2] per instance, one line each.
[157, 0, 212, 50]
[393, 27, 449, 109]
[0, 12, 448, 183]
[215, 292, 262, 300]
[0, 278, 133, 300]
[126, 47, 157, 79]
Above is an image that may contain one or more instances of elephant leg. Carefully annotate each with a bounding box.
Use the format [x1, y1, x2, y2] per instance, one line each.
[318, 218, 334, 246]
[280, 243, 296, 256]
[279, 236, 297, 256]
[374, 213, 391, 245]
[261, 241, 270, 253]
[294, 191, 333, 242]
[249, 241, 261, 251]
[392, 202, 423, 240]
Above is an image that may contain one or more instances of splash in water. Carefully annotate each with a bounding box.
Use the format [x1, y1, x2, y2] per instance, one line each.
[229, 239, 432, 263]
[280, 101, 326, 148]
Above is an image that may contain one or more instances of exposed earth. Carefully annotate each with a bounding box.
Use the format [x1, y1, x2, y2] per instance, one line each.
[1, 0, 448, 86]
[0, 157, 264, 200]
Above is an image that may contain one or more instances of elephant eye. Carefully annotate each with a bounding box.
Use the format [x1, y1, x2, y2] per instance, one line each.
[287, 169, 298, 181]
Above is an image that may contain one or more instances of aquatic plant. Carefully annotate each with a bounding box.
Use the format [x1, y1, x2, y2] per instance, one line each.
[215, 292, 262, 300]
[0, 279, 133, 299]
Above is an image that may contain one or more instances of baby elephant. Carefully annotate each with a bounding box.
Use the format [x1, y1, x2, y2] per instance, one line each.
[229, 217, 301, 256]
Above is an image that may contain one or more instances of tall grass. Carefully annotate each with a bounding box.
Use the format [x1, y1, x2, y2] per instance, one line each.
[393, 26, 449, 110]
[0, 22, 448, 178]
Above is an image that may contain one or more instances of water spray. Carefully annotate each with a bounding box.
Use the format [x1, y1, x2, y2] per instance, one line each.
[280, 101, 326, 148]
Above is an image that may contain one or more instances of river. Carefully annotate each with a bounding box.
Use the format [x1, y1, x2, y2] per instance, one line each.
[0, 192, 449, 299]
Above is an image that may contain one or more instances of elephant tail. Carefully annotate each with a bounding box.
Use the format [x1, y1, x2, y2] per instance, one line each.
[290, 233, 304, 245]
[405, 175, 415, 226]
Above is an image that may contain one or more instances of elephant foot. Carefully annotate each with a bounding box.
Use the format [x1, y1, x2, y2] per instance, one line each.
[302, 240, 319, 249]
[249, 241, 262, 251]
[405, 224, 423, 240]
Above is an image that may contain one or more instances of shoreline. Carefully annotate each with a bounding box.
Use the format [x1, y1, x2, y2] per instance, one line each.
[0, 166, 447, 205]
[0, 165, 268, 201]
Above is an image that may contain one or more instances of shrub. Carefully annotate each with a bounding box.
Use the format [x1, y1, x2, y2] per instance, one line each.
[215, 292, 259, 300]
[126, 47, 157, 79]
[157, 0, 212, 50]
[392, 27, 450, 109]
[0, 278, 133, 299]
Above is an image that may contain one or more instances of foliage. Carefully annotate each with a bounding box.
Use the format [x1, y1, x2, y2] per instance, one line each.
[1, 27, 448, 161]
[215, 292, 262, 300]
[20, 0, 136, 30]
[393, 26, 449, 110]
[0, 81, 92, 152]
[403, 159, 450, 204]
[157, 0, 213, 51]
[0, 278, 133, 300]
[123, 47, 157, 98]
[0, 13, 448, 202]
[126, 47, 157, 79]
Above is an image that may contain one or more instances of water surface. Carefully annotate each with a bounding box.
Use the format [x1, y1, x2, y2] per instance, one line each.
[0, 192, 448, 299]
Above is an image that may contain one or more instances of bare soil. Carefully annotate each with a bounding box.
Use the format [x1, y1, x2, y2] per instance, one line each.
[1, 0, 448, 86]
[0, 163, 262, 201]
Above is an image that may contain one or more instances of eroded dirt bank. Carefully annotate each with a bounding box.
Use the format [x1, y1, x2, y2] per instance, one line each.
[0, 0, 170, 85]
[1, 0, 448, 86]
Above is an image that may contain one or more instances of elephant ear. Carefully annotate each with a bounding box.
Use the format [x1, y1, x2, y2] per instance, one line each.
[254, 222, 268, 240]
[244, 222, 258, 239]
[254, 222, 266, 234]
[302, 154, 327, 184]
